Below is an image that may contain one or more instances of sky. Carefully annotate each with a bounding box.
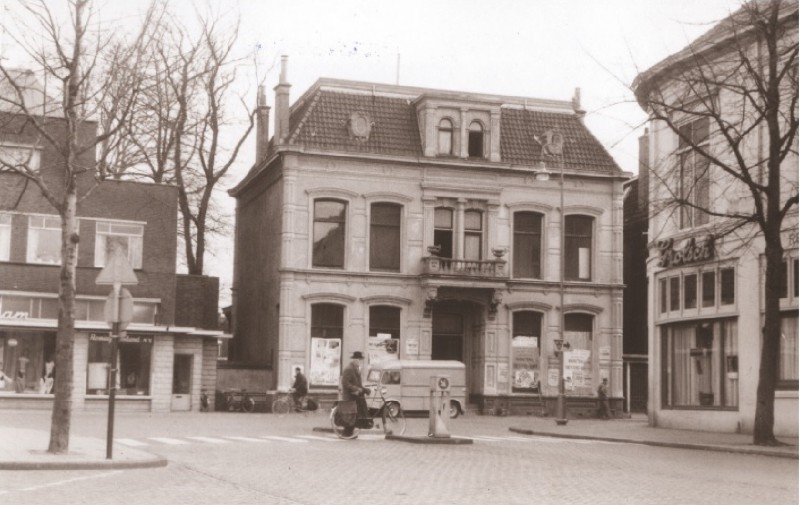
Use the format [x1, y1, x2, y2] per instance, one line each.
[2, 0, 747, 306]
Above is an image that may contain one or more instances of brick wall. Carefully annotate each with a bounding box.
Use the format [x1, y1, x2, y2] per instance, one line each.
[150, 334, 174, 413]
[175, 275, 220, 330]
[201, 339, 218, 412]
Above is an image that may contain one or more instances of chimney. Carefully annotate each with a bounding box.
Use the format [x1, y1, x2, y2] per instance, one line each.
[255, 85, 270, 163]
[572, 87, 586, 123]
[274, 55, 291, 145]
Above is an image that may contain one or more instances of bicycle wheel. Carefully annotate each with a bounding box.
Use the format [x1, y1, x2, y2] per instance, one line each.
[271, 397, 291, 415]
[242, 395, 256, 413]
[330, 405, 359, 440]
[381, 401, 406, 436]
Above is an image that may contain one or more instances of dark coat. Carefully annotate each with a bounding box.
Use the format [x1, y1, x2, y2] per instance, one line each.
[292, 373, 308, 396]
[340, 362, 364, 401]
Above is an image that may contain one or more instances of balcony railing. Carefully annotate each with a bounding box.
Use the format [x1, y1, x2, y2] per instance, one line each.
[422, 256, 507, 278]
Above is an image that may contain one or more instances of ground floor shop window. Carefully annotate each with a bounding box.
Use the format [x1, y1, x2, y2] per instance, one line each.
[563, 313, 593, 395]
[0, 331, 56, 393]
[86, 333, 152, 395]
[512, 311, 541, 392]
[367, 305, 400, 365]
[309, 303, 343, 388]
[778, 311, 798, 389]
[661, 319, 738, 408]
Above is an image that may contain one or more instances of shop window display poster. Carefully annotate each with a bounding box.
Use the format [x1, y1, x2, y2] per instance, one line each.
[310, 338, 341, 387]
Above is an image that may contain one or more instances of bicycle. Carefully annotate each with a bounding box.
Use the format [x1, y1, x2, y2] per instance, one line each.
[330, 384, 406, 439]
[271, 390, 319, 414]
[225, 389, 256, 413]
[200, 389, 211, 412]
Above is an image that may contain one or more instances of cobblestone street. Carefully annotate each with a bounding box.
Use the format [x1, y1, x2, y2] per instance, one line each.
[1, 411, 796, 505]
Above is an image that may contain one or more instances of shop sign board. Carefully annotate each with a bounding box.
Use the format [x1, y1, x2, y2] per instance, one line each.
[0, 311, 29, 320]
[89, 333, 153, 344]
[656, 235, 715, 268]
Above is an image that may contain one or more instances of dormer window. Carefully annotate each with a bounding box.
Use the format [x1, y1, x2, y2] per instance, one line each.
[468, 121, 484, 158]
[438, 119, 453, 155]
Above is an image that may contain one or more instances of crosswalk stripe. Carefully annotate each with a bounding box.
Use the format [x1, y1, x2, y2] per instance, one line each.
[260, 436, 308, 443]
[224, 436, 270, 443]
[116, 438, 149, 447]
[149, 437, 190, 445]
[187, 436, 230, 444]
[297, 435, 342, 442]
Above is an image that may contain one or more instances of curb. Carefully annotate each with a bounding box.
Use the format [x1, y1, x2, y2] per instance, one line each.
[386, 434, 473, 445]
[508, 427, 799, 460]
[0, 455, 168, 471]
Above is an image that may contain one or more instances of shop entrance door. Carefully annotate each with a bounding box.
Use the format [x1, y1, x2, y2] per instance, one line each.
[432, 311, 464, 362]
[171, 354, 192, 411]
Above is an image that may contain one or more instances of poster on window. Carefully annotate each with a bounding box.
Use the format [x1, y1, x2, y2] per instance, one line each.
[368, 333, 398, 365]
[512, 335, 539, 391]
[563, 349, 592, 392]
[309, 338, 341, 387]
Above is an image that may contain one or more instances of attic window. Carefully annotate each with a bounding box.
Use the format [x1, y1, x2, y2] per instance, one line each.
[438, 119, 453, 155]
[468, 121, 484, 159]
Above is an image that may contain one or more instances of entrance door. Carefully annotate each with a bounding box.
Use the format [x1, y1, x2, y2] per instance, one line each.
[432, 312, 464, 362]
[171, 354, 192, 411]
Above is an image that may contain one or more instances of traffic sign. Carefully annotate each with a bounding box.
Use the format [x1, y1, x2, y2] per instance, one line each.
[104, 288, 134, 327]
[96, 248, 138, 285]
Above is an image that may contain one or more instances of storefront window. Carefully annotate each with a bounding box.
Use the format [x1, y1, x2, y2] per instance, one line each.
[778, 312, 798, 388]
[661, 319, 738, 408]
[563, 313, 593, 396]
[720, 268, 735, 305]
[702, 271, 716, 307]
[309, 304, 343, 387]
[684, 274, 697, 309]
[669, 277, 680, 311]
[368, 305, 400, 365]
[86, 333, 152, 395]
[660, 279, 667, 313]
[512, 311, 541, 393]
[0, 331, 56, 394]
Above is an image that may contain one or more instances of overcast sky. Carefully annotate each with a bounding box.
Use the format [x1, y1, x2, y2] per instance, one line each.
[3, 0, 746, 305]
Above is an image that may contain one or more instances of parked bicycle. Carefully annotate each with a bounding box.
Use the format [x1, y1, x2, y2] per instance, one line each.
[200, 389, 211, 412]
[271, 390, 319, 414]
[330, 384, 406, 439]
[225, 389, 256, 413]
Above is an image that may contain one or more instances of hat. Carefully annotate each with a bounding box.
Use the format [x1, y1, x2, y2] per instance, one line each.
[350, 351, 365, 360]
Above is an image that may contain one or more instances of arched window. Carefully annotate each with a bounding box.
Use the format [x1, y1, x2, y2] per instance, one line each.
[468, 121, 484, 158]
[512, 311, 542, 393]
[564, 215, 593, 280]
[438, 118, 453, 155]
[369, 305, 401, 361]
[310, 303, 344, 387]
[564, 313, 593, 395]
[370, 203, 401, 271]
[313, 199, 346, 268]
[513, 212, 543, 278]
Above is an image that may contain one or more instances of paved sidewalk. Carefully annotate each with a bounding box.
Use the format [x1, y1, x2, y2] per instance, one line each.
[508, 414, 798, 459]
[0, 427, 166, 470]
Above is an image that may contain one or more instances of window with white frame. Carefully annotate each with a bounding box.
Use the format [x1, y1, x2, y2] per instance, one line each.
[677, 117, 710, 229]
[0, 144, 41, 171]
[0, 213, 10, 261]
[779, 311, 798, 389]
[433, 208, 454, 259]
[312, 199, 347, 268]
[513, 212, 543, 279]
[564, 215, 593, 281]
[95, 221, 144, 269]
[27, 215, 61, 264]
[463, 210, 483, 260]
[438, 118, 454, 156]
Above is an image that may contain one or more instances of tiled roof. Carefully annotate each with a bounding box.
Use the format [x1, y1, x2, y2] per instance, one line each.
[500, 108, 619, 172]
[282, 82, 620, 174]
[289, 89, 422, 157]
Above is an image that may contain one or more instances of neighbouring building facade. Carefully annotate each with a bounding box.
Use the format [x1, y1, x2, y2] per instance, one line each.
[230, 58, 629, 416]
[634, 3, 798, 435]
[0, 70, 225, 412]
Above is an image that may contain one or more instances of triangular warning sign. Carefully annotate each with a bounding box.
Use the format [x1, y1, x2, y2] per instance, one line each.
[96, 248, 138, 285]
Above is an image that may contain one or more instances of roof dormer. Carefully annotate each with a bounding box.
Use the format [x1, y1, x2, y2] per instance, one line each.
[415, 95, 502, 162]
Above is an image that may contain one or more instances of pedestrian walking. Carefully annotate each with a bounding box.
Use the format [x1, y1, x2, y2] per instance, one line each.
[597, 378, 611, 419]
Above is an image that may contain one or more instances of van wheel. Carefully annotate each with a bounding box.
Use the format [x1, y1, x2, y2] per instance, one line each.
[449, 400, 460, 419]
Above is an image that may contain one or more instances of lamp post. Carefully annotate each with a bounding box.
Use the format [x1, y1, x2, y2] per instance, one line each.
[96, 246, 137, 459]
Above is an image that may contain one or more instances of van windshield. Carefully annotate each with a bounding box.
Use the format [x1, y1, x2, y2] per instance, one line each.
[366, 370, 381, 383]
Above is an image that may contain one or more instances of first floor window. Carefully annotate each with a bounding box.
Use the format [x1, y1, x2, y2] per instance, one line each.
[313, 199, 346, 268]
[368, 305, 400, 365]
[565, 215, 592, 280]
[463, 210, 483, 261]
[370, 203, 401, 271]
[27, 215, 61, 265]
[0, 331, 55, 394]
[0, 213, 10, 261]
[309, 304, 344, 387]
[661, 319, 738, 408]
[512, 311, 541, 392]
[778, 312, 798, 388]
[95, 221, 144, 269]
[513, 212, 542, 278]
[86, 334, 152, 395]
[433, 208, 454, 259]
[438, 118, 453, 155]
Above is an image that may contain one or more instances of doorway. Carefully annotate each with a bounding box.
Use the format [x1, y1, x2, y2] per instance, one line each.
[171, 354, 193, 411]
[432, 311, 464, 362]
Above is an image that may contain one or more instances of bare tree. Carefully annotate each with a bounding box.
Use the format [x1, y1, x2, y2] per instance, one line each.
[0, 0, 159, 453]
[634, 0, 798, 445]
[114, 9, 257, 275]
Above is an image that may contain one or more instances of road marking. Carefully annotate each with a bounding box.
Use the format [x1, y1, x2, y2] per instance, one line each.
[149, 437, 190, 445]
[260, 436, 308, 443]
[187, 436, 230, 444]
[116, 438, 149, 447]
[468, 435, 506, 441]
[504, 436, 536, 442]
[19, 471, 121, 492]
[224, 436, 271, 443]
[354, 434, 385, 441]
[297, 435, 342, 442]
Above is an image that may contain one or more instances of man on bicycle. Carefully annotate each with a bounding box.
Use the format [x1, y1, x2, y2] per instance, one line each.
[341, 352, 370, 429]
[291, 367, 308, 410]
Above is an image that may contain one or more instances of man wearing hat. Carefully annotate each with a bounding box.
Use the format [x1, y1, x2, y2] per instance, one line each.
[341, 351, 370, 422]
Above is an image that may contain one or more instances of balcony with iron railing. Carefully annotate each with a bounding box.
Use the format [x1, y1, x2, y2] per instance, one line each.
[421, 247, 508, 279]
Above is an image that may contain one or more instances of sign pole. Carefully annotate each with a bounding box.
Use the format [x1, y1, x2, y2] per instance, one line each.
[106, 282, 121, 460]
